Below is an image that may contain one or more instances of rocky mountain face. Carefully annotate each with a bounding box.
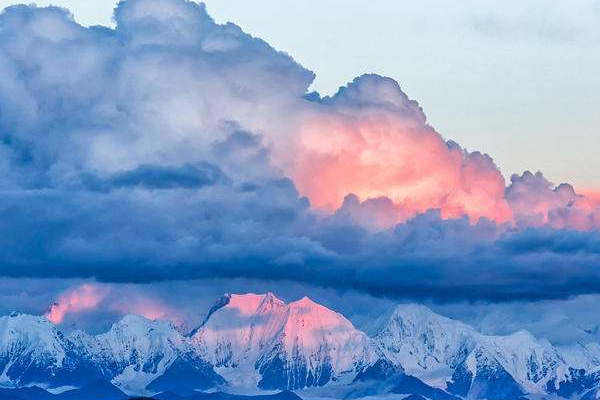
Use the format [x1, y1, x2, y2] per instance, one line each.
[2, 294, 600, 400]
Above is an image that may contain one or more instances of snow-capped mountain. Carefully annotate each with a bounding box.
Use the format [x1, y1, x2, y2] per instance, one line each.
[69, 315, 223, 395]
[375, 304, 478, 386]
[3, 294, 600, 400]
[190, 293, 381, 390]
[0, 312, 223, 396]
[190, 293, 289, 372]
[374, 303, 600, 400]
[0, 313, 100, 389]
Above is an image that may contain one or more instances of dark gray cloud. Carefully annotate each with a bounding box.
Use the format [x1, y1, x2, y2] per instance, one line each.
[81, 162, 229, 191]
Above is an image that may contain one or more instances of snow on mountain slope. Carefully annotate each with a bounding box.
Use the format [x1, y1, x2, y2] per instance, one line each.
[374, 304, 477, 386]
[191, 293, 381, 390]
[545, 343, 600, 398]
[189, 293, 289, 389]
[256, 296, 380, 390]
[4, 297, 600, 399]
[0, 313, 66, 366]
[70, 314, 222, 395]
[479, 330, 560, 393]
[0, 313, 99, 389]
[374, 303, 578, 396]
[0, 313, 65, 387]
[191, 293, 288, 368]
[557, 342, 600, 372]
[70, 315, 182, 394]
[447, 342, 525, 400]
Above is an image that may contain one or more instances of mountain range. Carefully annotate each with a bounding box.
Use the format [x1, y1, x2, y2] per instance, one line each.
[2, 293, 600, 400]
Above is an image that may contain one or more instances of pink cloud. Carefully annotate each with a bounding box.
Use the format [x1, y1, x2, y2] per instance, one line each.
[45, 284, 110, 324]
[275, 75, 512, 228]
[45, 283, 183, 326]
[268, 76, 600, 232]
[580, 190, 600, 207]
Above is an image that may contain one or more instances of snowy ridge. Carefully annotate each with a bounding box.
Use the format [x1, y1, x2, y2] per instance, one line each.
[0, 313, 67, 386]
[0, 313, 67, 367]
[2, 295, 600, 399]
[190, 293, 381, 390]
[191, 293, 289, 368]
[374, 303, 600, 399]
[375, 304, 477, 385]
[69, 315, 188, 394]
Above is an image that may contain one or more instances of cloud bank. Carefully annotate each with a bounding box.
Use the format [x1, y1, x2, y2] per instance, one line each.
[0, 0, 600, 302]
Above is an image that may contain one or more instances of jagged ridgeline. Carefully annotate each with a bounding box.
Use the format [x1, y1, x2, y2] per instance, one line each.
[1, 294, 600, 400]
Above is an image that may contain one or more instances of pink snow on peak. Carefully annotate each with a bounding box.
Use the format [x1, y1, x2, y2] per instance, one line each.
[227, 292, 283, 316]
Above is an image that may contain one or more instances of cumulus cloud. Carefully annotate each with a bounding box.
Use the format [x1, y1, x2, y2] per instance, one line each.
[0, 0, 600, 303]
[507, 171, 600, 230]
[281, 75, 512, 225]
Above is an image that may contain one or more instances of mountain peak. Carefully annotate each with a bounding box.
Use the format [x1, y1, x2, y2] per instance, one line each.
[1, 312, 53, 325]
[392, 303, 446, 319]
[289, 295, 318, 308]
[256, 295, 377, 390]
[105, 314, 180, 341]
[388, 303, 476, 332]
[190, 292, 376, 389]
[114, 313, 173, 328]
[226, 292, 286, 316]
[0, 312, 60, 339]
[264, 291, 279, 300]
[286, 296, 354, 331]
[188, 293, 288, 382]
[0, 312, 68, 374]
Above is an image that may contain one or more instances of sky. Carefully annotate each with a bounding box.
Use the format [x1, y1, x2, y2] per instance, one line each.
[0, 0, 598, 190]
[1, 0, 600, 346]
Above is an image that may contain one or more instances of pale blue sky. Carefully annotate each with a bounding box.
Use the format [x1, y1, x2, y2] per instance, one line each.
[1, 0, 599, 189]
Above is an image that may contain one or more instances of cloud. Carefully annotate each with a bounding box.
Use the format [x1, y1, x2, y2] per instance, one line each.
[464, 1, 600, 43]
[82, 162, 229, 191]
[507, 171, 600, 230]
[46, 284, 110, 324]
[334, 194, 400, 231]
[108, 294, 184, 326]
[279, 75, 512, 225]
[42, 281, 185, 328]
[581, 189, 600, 206]
[434, 293, 600, 346]
[0, 0, 600, 304]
